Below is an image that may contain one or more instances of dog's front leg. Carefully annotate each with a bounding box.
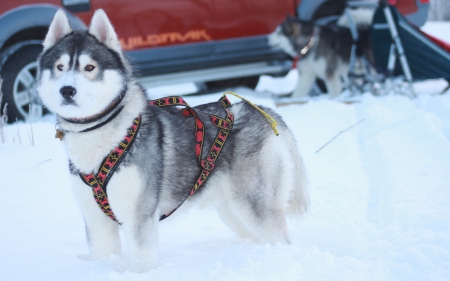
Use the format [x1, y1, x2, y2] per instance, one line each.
[84, 213, 121, 259]
[293, 60, 316, 98]
[71, 176, 121, 259]
[122, 212, 159, 272]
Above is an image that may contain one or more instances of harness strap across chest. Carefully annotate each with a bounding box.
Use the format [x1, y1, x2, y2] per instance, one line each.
[80, 116, 141, 224]
[79, 95, 233, 224]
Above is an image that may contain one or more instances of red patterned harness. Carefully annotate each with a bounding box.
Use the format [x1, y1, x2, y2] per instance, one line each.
[80, 117, 141, 224]
[80, 95, 233, 224]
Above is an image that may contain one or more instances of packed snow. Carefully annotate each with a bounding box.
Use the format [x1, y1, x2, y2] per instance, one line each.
[1, 22, 450, 281]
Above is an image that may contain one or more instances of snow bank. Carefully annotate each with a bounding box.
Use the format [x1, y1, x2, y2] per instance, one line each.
[1, 90, 450, 281]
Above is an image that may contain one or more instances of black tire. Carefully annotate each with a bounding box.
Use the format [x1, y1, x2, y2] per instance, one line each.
[205, 75, 260, 90]
[0, 41, 44, 123]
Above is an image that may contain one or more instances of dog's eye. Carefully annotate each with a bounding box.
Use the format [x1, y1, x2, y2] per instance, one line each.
[85, 65, 95, 72]
[56, 64, 64, 71]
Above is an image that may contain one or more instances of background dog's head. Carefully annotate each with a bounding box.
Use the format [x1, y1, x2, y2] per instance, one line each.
[283, 15, 315, 56]
[268, 15, 315, 58]
[37, 9, 127, 120]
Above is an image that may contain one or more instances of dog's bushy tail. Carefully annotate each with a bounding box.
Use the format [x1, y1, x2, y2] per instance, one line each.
[337, 8, 374, 29]
[337, 8, 375, 64]
[287, 158, 310, 217]
[281, 130, 310, 217]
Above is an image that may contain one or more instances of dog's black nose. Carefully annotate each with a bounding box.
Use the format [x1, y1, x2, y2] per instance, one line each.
[60, 86, 76, 100]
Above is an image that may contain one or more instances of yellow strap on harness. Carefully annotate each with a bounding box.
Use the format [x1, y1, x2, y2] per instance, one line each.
[224, 91, 279, 136]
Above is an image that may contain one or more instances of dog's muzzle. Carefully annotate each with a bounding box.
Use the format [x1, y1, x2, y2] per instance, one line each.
[60, 86, 77, 101]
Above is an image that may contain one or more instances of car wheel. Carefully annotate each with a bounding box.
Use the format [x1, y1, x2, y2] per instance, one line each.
[0, 41, 44, 123]
[205, 75, 260, 90]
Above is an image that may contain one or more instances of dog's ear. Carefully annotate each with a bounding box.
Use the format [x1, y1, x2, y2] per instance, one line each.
[43, 9, 73, 51]
[89, 9, 121, 53]
[282, 16, 294, 35]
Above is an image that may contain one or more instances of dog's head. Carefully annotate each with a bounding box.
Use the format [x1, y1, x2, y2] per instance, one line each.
[268, 25, 296, 58]
[37, 9, 127, 121]
[268, 15, 315, 57]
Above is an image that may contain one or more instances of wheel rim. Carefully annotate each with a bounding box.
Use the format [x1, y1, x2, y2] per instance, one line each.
[13, 61, 42, 121]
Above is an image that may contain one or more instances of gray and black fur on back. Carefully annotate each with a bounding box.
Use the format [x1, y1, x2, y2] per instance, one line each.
[129, 97, 309, 218]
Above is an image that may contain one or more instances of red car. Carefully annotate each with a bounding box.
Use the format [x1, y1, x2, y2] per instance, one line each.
[0, 0, 300, 121]
[0, 0, 429, 121]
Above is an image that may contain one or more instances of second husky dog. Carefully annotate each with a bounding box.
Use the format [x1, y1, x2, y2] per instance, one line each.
[36, 9, 309, 272]
[269, 10, 373, 98]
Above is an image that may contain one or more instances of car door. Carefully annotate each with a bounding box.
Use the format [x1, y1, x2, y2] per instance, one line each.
[213, 0, 296, 40]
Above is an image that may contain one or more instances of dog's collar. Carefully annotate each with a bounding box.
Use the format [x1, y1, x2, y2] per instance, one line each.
[300, 36, 315, 56]
[62, 86, 127, 125]
[55, 87, 127, 139]
[55, 105, 124, 140]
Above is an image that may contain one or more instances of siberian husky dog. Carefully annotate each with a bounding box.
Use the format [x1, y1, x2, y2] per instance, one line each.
[269, 9, 373, 99]
[36, 9, 309, 272]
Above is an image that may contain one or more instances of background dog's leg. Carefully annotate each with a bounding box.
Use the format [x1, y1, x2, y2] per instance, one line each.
[292, 62, 316, 98]
[71, 177, 121, 259]
[325, 74, 343, 98]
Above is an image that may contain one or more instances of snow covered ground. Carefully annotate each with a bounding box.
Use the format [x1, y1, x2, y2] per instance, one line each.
[1, 22, 450, 281]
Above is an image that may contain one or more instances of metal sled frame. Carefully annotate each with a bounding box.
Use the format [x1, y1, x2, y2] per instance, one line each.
[345, 0, 414, 96]
[345, 0, 450, 96]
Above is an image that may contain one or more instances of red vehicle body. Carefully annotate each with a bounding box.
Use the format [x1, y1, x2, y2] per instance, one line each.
[0, 0, 300, 51]
[0, 0, 301, 121]
[0, 0, 429, 121]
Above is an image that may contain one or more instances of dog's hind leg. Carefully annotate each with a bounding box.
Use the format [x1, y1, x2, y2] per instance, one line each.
[325, 73, 343, 98]
[224, 137, 298, 244]
[236, 202, 291, 244]
[218, 191, 291, 244]
[326, 61, 348, 98]
[215, 201, 258, 241]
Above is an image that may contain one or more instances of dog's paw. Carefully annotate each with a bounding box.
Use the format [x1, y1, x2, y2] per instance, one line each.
[129, 259, 157, 273]
[110, 254, 128, 272]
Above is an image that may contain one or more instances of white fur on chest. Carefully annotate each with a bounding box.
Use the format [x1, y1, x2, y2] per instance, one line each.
[63, 121, 129, 174]
[106, 165, 146, 222]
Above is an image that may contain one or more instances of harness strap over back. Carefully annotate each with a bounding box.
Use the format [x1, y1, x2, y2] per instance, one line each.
[149, 96, 206, 164]
[151, 95, 234, 221]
